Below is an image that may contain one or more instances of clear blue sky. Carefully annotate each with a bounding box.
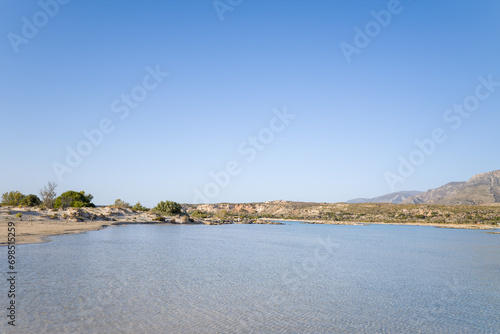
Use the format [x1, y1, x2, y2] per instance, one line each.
[1, 0, 499, 207]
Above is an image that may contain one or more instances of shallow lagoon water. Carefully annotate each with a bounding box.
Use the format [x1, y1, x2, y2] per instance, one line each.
[6, 223, 500, 333]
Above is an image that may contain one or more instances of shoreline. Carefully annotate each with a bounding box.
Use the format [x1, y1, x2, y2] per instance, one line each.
[0, 220, 181, 246]
[0, 206, 195, 246]
[1, 208, 498, 247]
[261, 218, 500, 230]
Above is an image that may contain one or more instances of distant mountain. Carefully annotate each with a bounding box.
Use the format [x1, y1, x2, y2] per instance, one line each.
[403, 170, 500, 205]
[347, 191, 423, 204]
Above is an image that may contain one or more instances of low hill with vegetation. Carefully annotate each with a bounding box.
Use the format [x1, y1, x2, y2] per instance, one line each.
[184, 200, 500, 226]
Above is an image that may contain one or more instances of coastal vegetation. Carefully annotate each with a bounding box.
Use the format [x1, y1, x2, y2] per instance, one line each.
[1, 198, 499, 246]
[185, 201, 500, 226]
[39, 181, 57, 209]
[1, 191, 42, 207]
[20, 194, 42, 207]
[153, 200, 182, 216]
[1, 191, 26, 206]
[113, 199, 149, 212]
[132, 202, 149, 212]
[190, 210, 210, 219]
[1, 183, 500, 227]
[54, 191, 95, 209]
[113, 199, 131, 208]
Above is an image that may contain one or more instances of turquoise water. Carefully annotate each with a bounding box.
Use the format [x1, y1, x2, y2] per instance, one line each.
[5, 224, 500, 333]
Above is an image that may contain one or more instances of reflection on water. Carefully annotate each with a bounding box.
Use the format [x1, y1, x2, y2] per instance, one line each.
[8, 224, 500, 333]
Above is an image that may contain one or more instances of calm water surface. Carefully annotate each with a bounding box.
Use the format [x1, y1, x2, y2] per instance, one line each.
[5, 223, 500, 333]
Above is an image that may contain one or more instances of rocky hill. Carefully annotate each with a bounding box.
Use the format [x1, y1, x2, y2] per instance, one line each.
[185, 200, 500, 226]
[403, 170, 500, 205]
[347, 191, 422, 204]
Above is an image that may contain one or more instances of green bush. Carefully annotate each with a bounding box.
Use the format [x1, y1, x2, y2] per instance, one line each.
[1, 191, 25, 206]
[414, 214, 426, 219]
[216, 210, 230, 219]
[153, 201, 182, 215]
[152, 216, 165, 221]
[54, 191, 95, 209]
[190, 210, 209, 219]
[15, 213, 22, 218]
[132, 202, 149, 212]
[20, 194, 42, 207]
[114, 199, 131, 208]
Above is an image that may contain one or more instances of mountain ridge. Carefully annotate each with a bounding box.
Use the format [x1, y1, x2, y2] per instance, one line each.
[346, 191, 423, 204]
[403, 170, 500, 205]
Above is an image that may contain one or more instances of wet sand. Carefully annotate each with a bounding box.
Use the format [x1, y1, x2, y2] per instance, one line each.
[0, 219, 112, 245]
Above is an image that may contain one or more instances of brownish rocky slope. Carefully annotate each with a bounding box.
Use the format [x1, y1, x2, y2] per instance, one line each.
[403, 170, 500, 205]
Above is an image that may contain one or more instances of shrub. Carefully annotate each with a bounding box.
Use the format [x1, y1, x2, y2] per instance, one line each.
[54, 191, 95, 209]
[132, 202, 149, 212]
[153, 201, 182, 216]
[15, 213, 22, 218]
[414, 214, 426, 219]
[59, 195, 72, 209]
[190, 210, 209, 219]
[153, 216, 165, 222]
[114, 199, 131, 208]
[20, 194, 42, 207]
[216, 210, 230, 219]
[1, 191, 25, 206]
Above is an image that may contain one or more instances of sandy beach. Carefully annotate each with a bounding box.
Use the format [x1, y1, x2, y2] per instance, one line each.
[0, 206, 180, 246]
[0, 206, 281, 245]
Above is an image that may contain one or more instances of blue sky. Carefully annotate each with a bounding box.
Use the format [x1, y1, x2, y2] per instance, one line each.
[1, 0, 499, 207]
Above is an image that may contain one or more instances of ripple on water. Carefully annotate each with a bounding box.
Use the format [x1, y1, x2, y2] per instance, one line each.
[12, 224, 500, 333]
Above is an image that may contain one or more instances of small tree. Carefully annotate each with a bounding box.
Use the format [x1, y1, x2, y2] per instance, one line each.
[1, 191, 25, 206]
[153, 201, 182, 215]
[20, 194, 42, 207]
[80, 191, 93, 203]
[40, 182, 57, 209]
[54, 190, 95, 208]
[132, 202, 148, 212]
